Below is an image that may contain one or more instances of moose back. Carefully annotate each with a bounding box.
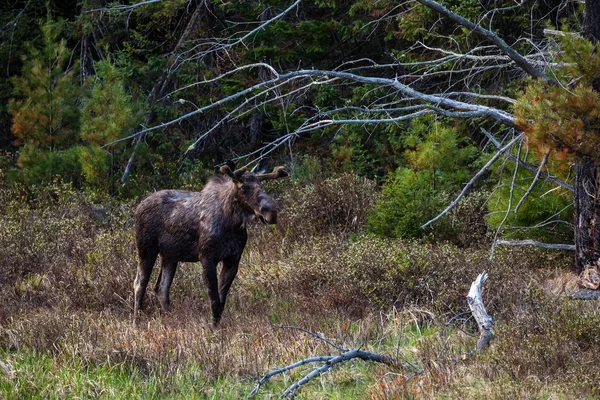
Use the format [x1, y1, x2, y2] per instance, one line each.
[133, 160, 287, 325]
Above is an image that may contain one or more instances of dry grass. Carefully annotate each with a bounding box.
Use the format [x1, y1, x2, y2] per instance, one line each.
[0, 179, 598, 398]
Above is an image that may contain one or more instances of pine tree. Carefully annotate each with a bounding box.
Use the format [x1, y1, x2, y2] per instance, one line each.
[8, 15, 80, 184]
[79, 59, 142, 191]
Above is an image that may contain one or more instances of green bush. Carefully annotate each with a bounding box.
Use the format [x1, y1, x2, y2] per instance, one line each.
[367, 117, 481, 240]
[487, 155, 573, 243]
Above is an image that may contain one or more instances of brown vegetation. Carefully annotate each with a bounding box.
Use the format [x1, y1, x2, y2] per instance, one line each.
[0, 176, 598, 398]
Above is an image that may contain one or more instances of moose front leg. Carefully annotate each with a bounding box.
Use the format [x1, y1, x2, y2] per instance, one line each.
[219, 256, 241, 311]
[202, 258, 223, 325]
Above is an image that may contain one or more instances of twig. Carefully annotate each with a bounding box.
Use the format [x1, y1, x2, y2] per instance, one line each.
[514, 151, 550, 214]
[271, 324, 348, 352]
[491, 139, 523, 258]
[421, 133, 524, 229]
[86, 0, 162, 13]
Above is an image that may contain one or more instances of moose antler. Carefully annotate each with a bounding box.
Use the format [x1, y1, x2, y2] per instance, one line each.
[220, 161, 247, 181]
[257, 166, 288, 181]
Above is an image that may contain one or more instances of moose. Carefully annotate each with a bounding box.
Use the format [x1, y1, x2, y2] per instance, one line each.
[133, 160, 288, 325]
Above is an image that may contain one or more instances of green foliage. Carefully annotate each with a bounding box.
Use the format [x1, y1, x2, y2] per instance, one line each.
[515, 34, 600, 162]
[81, 59, 141, 147]
[15, 144, 83, 186]
[368, 167, 447, 238]
[80, 59, 142, 191]
[9, 16, 79, 151]
[487, 155, 573, 242]
[367, 117, 479, 238]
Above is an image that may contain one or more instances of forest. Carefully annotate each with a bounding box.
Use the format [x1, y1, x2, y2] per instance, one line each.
[1, 0, 599, 398]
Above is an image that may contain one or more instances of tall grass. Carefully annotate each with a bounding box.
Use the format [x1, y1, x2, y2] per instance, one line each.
[0, 177, 598, 398]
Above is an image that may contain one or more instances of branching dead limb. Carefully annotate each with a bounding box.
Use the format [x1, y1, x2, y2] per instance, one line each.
[416, 0, 557, 84]
[422, 133, 524, 229]
[249, 325, 422, 398]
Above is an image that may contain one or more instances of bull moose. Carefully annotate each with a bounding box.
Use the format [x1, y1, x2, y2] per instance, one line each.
[133, 160, 288, 325]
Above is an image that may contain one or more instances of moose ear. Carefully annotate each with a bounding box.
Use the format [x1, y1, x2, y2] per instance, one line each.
[251, 159, 269, 174]
[225, 160, 236, 171]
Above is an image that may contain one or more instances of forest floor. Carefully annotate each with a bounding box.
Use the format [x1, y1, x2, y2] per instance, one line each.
[0, 182, 599, 399]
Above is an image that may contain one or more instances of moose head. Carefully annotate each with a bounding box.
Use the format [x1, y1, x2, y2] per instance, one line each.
[219, 159, 288, 225]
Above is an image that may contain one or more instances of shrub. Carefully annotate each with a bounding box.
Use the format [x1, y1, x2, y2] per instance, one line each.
[278, 173, 379, 240]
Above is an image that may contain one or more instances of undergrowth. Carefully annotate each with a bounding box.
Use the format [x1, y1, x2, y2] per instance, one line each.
[0, 177, 597, 398]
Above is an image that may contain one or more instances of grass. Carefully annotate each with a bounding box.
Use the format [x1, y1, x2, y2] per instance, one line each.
[0, 311, 430, 399]
[1, 179, 599, 398]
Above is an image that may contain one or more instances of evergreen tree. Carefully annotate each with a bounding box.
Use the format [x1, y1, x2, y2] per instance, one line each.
[8, 15, 81, 184]
[80, 59, 142, 191]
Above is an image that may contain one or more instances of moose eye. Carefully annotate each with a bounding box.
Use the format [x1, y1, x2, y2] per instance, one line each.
[241, 184, 249, 192]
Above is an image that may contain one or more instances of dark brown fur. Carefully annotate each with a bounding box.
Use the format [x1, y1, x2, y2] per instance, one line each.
[133, 162, 287, 324]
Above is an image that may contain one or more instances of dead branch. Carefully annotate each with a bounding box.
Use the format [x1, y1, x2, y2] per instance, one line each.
[85, 0, 162, 14]
[494, 239, 575, 251]
[421, 133, 524, 229]
[466, 272, 494, 353]
[272, 324, 348, 352]
[417, 0, 557, 84]
[480, 128, 573, 191]
[106, 66, 516, 151]
[249, 326, 422, 398]
[514, 151, 550, 214]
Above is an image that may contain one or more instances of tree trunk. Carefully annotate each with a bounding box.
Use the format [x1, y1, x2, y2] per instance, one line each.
[584, 0, 600, 42]
[574, 156, 600, 273]
[574, 0, 600, 273]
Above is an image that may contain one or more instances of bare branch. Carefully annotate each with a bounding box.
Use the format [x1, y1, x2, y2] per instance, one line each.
[480, 128, 573, 191]
[171, 0, 301, 70]
[417, 0, 557, 84]
[271, 324, 348, 352]
[107, 65, 516, 152]
[491, 140, 523, 258]
[422, 133, 524, 229]
[514, 151, 550, 214]
[495, 239, 575, 250]
[248, 356, 334, 397]
[279, 349, 417, 398]
[85, 0, 162, 13]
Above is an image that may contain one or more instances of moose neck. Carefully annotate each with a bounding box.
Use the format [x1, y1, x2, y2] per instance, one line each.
[204, 176, 252, 230]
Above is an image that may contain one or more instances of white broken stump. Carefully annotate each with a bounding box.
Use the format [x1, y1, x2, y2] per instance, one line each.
[467, 271, 494, 352]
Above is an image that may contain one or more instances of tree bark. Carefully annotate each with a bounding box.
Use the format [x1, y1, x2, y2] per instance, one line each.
[574, 156, 600, 273]
[574, 0, 600, 273]
[584, 0, 600, 44]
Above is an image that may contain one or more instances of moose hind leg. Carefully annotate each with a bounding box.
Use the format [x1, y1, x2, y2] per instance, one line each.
[156, 259, 177, 311]
[134, 249, 158, 317]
